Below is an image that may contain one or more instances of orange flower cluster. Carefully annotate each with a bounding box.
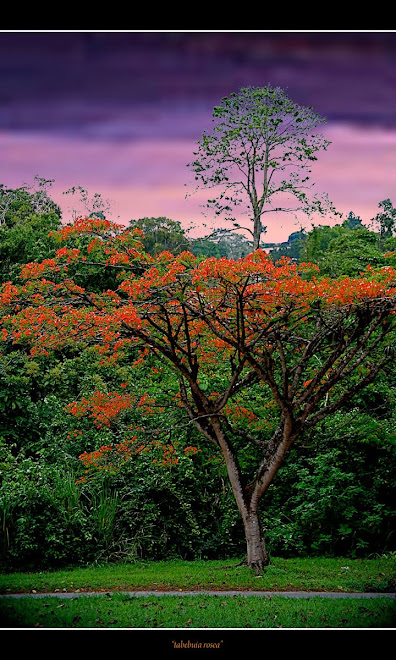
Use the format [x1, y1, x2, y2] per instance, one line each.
[184, 446, 201, 456]
[0, 281, 19, 306]
[79, 444, 114, 466]
[225, 401, 261, 429]
[50, 216, 122, 241]
[20, 259, 61, 279]
[75, 437, 189, 482]
[55, 246, 85, 263]
[67, 391, 136, 427]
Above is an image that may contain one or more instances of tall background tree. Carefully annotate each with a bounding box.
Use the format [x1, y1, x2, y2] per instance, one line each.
[187, 85, 338, 250]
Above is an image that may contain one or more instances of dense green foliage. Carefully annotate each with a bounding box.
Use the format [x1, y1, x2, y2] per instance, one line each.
[0, 185, 395, 569]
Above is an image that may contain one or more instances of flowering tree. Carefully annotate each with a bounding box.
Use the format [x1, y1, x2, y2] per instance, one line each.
[1, 217, 396, 571]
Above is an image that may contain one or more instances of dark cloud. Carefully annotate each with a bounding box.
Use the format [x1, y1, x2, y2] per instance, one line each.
[1, 32, 396, 138]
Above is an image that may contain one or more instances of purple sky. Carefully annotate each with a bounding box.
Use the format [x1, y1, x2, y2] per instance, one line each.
[1, 32, 396, 242]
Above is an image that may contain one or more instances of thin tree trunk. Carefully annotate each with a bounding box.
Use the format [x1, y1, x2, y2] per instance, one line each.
[252, 215, 261, 251]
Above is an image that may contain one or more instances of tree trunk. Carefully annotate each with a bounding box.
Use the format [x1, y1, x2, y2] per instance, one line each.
[243, 509, 270, 572]
[202, 417, 270, 573]
[252, 216, 261, 251]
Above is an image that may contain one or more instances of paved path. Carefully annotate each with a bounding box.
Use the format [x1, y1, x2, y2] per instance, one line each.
[1, 590, 395, 599]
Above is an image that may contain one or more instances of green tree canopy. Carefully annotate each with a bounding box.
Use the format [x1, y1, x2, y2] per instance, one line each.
[0, 180, 62, 283]
[190, 229, 252, 261]
[129, 217, 191, 256]
[371, 198, 396, 239]
[317, 228, 386, 277]
[343, 211, 364, 231]
[0, 177, 61, 228]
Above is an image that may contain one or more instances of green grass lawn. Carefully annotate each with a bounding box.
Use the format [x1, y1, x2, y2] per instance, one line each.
[0, 557, 395, 595]
[1, 592, 395, 629]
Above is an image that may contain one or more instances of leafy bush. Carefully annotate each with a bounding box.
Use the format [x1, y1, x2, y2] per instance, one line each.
[262, 412, 396, 557]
